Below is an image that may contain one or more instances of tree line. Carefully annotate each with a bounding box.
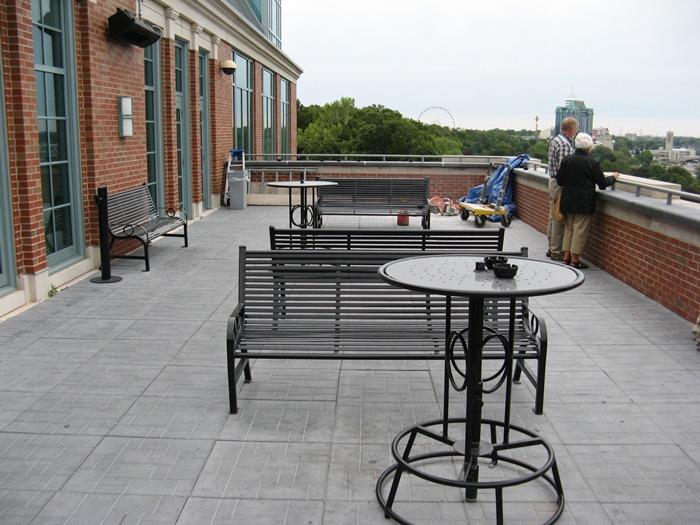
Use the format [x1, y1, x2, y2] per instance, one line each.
[297, 98, 699, 194]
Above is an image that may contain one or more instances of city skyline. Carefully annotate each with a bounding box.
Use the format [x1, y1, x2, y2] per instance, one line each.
[284, 0, 700, 137]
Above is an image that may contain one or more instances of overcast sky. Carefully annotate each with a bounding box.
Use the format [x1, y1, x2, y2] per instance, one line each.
[283, 0, 700, 136]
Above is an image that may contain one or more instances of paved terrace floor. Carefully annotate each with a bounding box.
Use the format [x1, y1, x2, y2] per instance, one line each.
[0, 207, 698, 525]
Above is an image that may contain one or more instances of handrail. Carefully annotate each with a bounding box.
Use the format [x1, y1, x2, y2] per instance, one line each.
[523, 160, 700, 205]
[245, 153, 511, 164]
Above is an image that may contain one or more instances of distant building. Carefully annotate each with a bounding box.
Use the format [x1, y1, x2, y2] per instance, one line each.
[554, 97, 594, 135]
[592, 128, 614, 149]
[665, 131, 674, 150]
[652, 130, 697, 165]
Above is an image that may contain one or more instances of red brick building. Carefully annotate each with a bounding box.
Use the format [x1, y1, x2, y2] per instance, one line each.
[0, 0, 301, 316]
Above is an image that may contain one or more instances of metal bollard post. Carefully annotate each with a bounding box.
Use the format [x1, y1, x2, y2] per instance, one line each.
[90, 186, 122, 284]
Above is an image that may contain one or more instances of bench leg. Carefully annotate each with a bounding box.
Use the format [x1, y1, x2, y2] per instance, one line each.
[513, 356, 524, 383]
[534, 347, 548, 415]
[183, 222, 189, 248]
[227, 347, 239, 414]
[142, 241, 150, 272]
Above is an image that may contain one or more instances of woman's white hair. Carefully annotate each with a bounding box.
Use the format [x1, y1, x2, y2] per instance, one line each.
[575, 133, 594, 150]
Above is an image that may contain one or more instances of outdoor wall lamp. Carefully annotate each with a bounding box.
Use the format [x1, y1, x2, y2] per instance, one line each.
[118, 96, 134, 137]
[221, 59, 237, 75]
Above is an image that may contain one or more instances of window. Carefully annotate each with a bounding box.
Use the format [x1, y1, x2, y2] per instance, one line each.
[262, 68, 275, 159]
[0, 51, 15, 290]
[199, 49, 211, 209]
[233, 53, 253, 154]
[33, 0, 82, 267]
[144, 41, 164, 207]
[279, 78, 290, 156]
[175, 40, 191, 215]
[266, 0, 282, 48]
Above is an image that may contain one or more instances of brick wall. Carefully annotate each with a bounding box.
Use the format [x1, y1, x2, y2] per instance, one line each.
[249, 167, 485, 203]
[512, 174, 699, 322]
[75, 0, 147, 248]
[160, 39, 178, 210]
[210, 41, 233, 200]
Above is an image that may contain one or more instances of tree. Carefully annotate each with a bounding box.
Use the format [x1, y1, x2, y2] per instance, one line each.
[528, 140, 549, 161]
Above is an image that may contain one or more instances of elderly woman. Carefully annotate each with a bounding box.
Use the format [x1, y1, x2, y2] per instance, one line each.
[555, 133, 619, 269]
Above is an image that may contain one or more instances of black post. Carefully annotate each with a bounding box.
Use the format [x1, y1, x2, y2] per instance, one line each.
[90, 186, 122, 284]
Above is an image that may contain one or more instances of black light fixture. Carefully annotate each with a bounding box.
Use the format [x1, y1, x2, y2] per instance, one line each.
[108, 8, 161, 48]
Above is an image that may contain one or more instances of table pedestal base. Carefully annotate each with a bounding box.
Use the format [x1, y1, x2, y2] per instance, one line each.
[376, 417, 565, 525]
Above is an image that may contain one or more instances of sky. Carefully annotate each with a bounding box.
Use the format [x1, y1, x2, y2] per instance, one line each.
[283, 0, 700, 137]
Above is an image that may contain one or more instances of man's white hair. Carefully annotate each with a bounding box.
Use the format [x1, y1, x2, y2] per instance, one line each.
[575, 133, 594, 150]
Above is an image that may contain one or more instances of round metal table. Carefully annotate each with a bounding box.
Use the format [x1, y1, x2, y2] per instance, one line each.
[266, 180, 337, 228]
[376, 255, 584, 525]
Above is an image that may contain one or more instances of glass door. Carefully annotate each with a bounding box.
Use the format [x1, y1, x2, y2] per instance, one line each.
[145, 41, 164, 207]
[175, 40, 191, 216]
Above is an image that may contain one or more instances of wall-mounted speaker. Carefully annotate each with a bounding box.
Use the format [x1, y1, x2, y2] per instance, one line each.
[108, 8, 161, 48]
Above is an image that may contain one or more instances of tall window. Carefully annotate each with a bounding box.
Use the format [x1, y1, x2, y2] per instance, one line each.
[199, 49, 211, 209]
[262, 69, 275, 159]
[233, 53, 252, 154]
[33, 0, 81, 266]
[144, 41, 164, 207]
[280, 78, 290, 156]
[0, 52, 15, 290]
[267, 0, 282, 48]
[175, 40, 190, 215]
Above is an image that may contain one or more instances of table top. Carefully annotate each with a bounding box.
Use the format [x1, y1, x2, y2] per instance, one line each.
[378, 255, 584, 298]
[266, 181, 338, 188]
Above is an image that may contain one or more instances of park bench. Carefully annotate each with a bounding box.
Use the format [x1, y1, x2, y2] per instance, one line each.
[226, 248, 549, 415]
[107, 184, 188, 271]
[314, 178, 430, 229]
[269, 226, 506, 251]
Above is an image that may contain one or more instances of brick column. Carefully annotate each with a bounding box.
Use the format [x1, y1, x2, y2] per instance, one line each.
[160, 38, 179, 210]
[188, 48, 202, 207]
[209, 39, 233, 201]
[253, 61, 263, 157]
[1, 0, 45, 274]
[290, 81, 298, 158]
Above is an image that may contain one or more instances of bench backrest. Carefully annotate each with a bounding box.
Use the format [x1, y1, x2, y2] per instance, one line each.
[269, 226, 507, 252]
[107, 185, 157, 229]
[317, 178, 429, 207]
[239, 247, 529, 331]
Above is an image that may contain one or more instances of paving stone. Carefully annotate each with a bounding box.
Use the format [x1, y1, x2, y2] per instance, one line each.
[116, 320, 204, 341]
[239, 366, 339, 401]
[3, 392, 135, 436]
[88, 338, 184, 367]
[111, 396, 229, 439]
[144, 365, 228, 399]
[169, 338, 226, 367]
[0, 433, 100, 491]
[337, 369, 437, 404]
[19, 337, 110, 363]
[191, 440, 330, 500]
[50, 318, 136, 340]
[63, 436, 212, 496]
[0, 358, 80, 393]
[0, 489, 55, 525]
[50, 363, 163, 396]
[177, 497, 324, 525]
[219, 400, 336, 443]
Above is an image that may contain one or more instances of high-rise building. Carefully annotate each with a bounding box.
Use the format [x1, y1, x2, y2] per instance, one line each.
[554, 97, 594, 135]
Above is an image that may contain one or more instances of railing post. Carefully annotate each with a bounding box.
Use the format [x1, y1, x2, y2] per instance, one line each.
[90, 186, 122, 284]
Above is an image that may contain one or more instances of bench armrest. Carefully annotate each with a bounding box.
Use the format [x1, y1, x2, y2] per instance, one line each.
[158, 207, 189, 221]
[111, 223, 149, 242]
[522, 306, 547, 351]
[226, 304, 245, 350]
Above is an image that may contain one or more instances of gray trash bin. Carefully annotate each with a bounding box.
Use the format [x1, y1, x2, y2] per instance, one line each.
[227, 170, 249, 210]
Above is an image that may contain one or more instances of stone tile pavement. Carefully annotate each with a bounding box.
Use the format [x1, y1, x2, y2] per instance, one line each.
[0, 207, 698, 524]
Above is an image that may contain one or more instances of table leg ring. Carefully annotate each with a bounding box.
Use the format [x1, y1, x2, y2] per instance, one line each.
[375, 417, 565, 525]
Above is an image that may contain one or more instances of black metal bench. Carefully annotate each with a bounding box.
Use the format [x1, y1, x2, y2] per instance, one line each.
[269, 226, 505, 251]
[226, 248, 549, 415]
[315, 178, 431, 229]
[107, 185, 188, 271]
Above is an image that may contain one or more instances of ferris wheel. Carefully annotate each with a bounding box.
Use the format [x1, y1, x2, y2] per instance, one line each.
[418, 106, 456, 129]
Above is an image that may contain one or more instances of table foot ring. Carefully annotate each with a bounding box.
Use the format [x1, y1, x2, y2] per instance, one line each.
[375, 417, 565, 525]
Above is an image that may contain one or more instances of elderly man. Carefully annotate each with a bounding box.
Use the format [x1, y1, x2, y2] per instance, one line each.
[546, 117, 578, 260]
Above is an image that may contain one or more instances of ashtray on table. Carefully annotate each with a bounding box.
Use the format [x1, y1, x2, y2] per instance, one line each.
[493, 262, 518, 278]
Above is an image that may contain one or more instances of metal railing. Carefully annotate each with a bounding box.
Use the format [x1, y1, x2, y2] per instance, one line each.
[245, 153, 510, 165]
[248, 167, 318, 188]
[525, 160, 700, 206]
